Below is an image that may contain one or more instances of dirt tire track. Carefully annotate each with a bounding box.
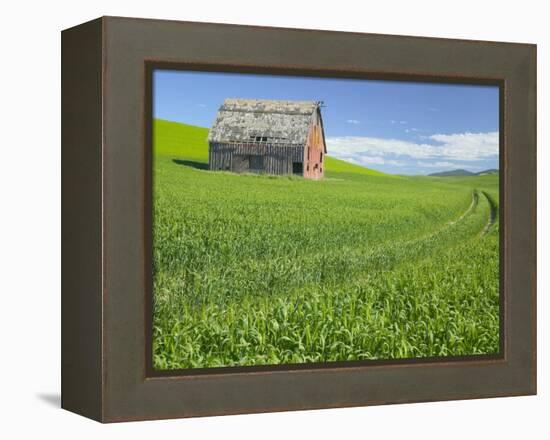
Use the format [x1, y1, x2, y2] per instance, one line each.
[480, 190, 497, 235]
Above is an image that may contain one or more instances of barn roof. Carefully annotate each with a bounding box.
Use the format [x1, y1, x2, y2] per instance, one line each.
[208, 99, 321, 145]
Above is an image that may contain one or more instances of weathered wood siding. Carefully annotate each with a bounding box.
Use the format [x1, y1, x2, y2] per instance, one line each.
[209, 142, 304, 175]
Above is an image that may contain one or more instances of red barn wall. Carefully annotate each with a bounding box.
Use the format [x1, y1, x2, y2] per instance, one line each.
[304, 121, 325, 179]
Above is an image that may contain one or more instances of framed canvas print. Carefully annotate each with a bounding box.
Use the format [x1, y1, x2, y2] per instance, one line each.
[61, 16, 536, 422]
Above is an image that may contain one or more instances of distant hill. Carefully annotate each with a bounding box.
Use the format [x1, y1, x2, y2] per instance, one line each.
[476, 169, 499, 176]
[429, 169, 474, 177]
[429, 168, 499, 177]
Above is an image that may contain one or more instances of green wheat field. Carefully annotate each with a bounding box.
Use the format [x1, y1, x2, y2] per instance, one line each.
[152, 118, 500, 370]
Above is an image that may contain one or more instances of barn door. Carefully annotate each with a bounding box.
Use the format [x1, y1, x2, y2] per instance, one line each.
[292, 162, 303, 175]
[231, 154, 249, 173]
[249, 155, 264, 173]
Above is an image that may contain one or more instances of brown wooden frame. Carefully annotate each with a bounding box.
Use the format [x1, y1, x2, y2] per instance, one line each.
[61, 16, 536, 423]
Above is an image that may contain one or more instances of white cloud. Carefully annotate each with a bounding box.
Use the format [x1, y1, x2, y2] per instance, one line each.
[429, 132, 499, 160]
[343, 156, 405, 167]
[417, 161, 458, 168]
[326, 131, 498, 162]
[416, 161, 481, 169]
[197, 103, 207, 108]
[351, 156, 385, 165]
[346, 119, 360, 124]
[327, 137, 430, 158]
[386, 159, 406, 166]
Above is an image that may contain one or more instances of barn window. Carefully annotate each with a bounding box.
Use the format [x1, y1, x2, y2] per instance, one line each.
[292, 162, 303, 175]
[320, 152, 323, 162]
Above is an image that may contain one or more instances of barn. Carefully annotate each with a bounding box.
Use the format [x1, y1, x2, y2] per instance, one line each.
[207, 98, 327, 179]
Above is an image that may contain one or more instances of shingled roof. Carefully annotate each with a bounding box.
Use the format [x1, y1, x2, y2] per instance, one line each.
[208, 98, 321, 145]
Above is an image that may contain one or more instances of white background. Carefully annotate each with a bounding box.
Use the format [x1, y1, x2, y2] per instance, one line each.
[0, 0, 546, 437]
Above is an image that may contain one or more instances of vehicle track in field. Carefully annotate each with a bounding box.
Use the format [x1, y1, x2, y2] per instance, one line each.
[403, 189, 479, 243]
[286, 189, 491, 292]
[314, 189, 488, 281]
[396, 188, 494, 253]
[191, 188, 493, 300]
[335, 188, 491, 279]
[446, 190, 477, 227]
[480, 191, 497, 236]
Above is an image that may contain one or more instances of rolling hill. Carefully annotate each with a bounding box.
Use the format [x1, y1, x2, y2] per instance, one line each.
[153, 118, 390, 177]
[428, 169, 475, 177]
[476, 169, 499, 176]
[429, 168, 499, 177]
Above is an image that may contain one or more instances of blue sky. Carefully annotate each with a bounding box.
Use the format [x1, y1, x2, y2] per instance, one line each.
[153, 69, 499, 175]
